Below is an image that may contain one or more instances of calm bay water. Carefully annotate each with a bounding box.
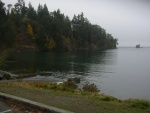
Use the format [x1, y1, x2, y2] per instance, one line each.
[2, 48, 150, 100]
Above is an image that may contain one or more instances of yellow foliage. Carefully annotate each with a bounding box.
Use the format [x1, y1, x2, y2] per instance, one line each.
[61, 36, 71, 50]
[27, 24, 34, 37]
[48, 39, 56, 49]
[45, 35, 56, 49]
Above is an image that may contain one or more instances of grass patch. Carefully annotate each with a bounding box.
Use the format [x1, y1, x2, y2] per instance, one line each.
[100, 95, 118, 102]
[126, 99, 150, 109]
[16, 81, 78, 92]
[0, 81, 150, 113]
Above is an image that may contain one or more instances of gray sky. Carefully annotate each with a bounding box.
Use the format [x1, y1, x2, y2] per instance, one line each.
[4, 0, 150, 47]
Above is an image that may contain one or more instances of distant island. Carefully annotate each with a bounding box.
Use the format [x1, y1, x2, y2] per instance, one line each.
[136, 44, 140, 48]
[0, 0, 118, 51]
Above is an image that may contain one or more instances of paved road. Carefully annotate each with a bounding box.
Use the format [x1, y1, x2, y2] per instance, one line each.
[0, 100, 25, 113]
[0, 100, 37, 113]
[0, 92, 72, 113]
[0, 100, 12, 113]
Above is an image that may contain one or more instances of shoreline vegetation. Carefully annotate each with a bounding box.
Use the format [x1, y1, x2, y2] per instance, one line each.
[0, 0, 118, 51]
[0, 80, 150, 113]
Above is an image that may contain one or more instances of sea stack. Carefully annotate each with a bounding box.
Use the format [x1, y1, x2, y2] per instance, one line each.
[136, 44, 140, 48]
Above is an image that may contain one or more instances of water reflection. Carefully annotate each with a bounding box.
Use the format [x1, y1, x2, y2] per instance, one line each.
[2, 48, 150, 100]
[4, 50, 114, 77]
[2, 49, 118, 96]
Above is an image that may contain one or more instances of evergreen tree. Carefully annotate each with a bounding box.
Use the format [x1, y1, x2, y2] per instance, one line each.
[27, 3, 36, 20]
[0, 0, 118, 50]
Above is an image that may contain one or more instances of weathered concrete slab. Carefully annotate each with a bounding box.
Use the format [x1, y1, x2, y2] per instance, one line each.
[0, 92, 73, 113]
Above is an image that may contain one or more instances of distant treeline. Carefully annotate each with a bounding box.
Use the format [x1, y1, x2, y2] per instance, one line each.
[0, 0, 118, 51]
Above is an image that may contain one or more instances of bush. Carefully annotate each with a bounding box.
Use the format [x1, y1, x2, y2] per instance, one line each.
[62, 81, 77, 90]
[48, 83, 58, 89]
[82, 83, 100, 93]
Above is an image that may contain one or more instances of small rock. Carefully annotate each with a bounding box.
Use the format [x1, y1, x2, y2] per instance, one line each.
[0, 76, 3, 80]
[56, 82, 63, 85]
[67, 77, 80, 83]
[3, 74, 12, 80]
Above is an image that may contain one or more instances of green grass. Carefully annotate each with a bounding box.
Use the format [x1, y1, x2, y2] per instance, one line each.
[126, 99, 150, 109]
[0, 81, 150, 113]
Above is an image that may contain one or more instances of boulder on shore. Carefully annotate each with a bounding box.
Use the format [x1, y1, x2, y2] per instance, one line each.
[67, 77, 80, 83]
[3, 74, 12, 80]
[0, 76, 3, 80]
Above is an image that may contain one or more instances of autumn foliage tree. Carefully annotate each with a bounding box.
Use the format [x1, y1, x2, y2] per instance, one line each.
[0, 0, 118, 51]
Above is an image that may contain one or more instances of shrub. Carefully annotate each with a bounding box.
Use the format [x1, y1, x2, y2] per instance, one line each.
[82, 83, 100, 93]
[63, 81, 77, 90]
[48, 83, 58, 89]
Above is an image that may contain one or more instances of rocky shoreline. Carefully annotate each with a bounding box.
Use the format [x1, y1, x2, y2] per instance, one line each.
[0, 70, 81, 85]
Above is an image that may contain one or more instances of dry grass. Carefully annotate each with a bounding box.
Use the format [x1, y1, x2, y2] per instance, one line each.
[0, 81, 150, 113]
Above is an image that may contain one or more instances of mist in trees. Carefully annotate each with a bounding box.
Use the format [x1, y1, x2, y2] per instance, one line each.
[0, 0, 118, 51]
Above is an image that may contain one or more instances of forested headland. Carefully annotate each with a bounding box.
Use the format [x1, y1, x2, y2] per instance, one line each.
[0, 0, 118, 51]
